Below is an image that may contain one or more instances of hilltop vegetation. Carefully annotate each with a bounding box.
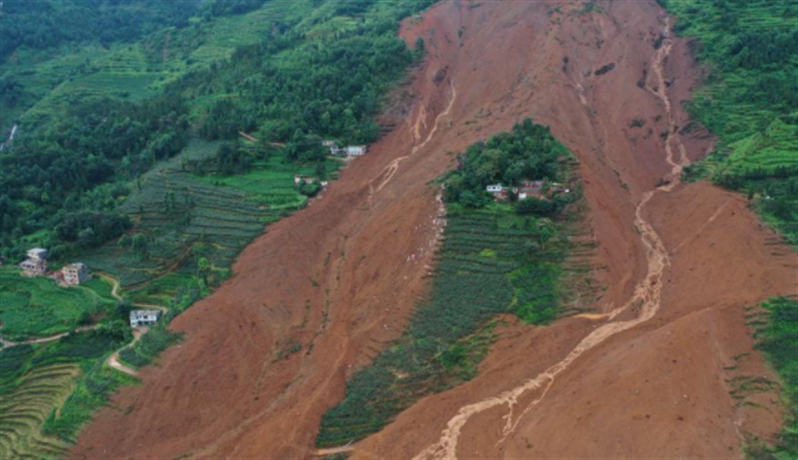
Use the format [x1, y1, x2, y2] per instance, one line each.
[0, 0, 199, 63]
[660, 0, 798, 247]
[318, 120, 581, 447]
[444, 118, 576, 212]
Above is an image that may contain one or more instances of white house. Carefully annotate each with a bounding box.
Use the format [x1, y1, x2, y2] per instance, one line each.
[20, 248, 48, 276]
[130, 310, 162, 328]
[27, 248, 48, 261]
[62, 263, 89, 286]
[344, 146, 367, 157]
[294, 175, 317, 186]
[486, 184, 504, 194]
[322, 140, 340, 155]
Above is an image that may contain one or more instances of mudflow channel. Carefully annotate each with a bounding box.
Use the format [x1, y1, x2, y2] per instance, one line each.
[413, 19, 687, 460]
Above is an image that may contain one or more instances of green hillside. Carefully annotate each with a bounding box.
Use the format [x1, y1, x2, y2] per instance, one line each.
[0, 1, 441, 457]
[662, 0, 798, 247]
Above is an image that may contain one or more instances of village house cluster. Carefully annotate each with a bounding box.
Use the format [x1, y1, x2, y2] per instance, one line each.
[486, 180, 570, 201]
[19, 247, 91, 286]
[323, 140, 367, 158]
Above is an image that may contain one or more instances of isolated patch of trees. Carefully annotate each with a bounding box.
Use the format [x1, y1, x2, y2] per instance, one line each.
[444, 118, 570, 210]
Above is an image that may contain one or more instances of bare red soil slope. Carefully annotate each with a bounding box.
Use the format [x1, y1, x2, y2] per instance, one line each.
[73, 1, 797, 459]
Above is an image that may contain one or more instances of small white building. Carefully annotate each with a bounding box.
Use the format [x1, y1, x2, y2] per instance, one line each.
[130, 310, 162, 328]
[486, 184, 504, 194]
[322, 140, 340, 156]
[294, 175, 317, 186]
[27, 248, 48, 261]
[344, 146, 367, 157]
[20, 248, 48, 276]
[62, 263, 89, 286]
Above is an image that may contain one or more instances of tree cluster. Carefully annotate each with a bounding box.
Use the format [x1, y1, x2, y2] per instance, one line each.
[444, 118, 569, 209]
[0, 0, 199, 64]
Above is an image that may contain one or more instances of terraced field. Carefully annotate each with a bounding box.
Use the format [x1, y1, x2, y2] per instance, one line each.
[82, 139, 339, 301]
[0, 364, 78, 460]
[665, 0, 798, 247]
[318, 206, 573, 447]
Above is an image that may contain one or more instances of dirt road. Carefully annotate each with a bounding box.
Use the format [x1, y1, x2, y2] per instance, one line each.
[72, 1, 797, 459]
[106, 327, 145, 377]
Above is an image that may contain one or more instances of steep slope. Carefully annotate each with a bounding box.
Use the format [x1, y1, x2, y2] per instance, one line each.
[72, 1, 797, 459]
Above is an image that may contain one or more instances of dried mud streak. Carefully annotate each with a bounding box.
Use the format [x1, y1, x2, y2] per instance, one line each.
[414, 18, 690, 460]
[368, 81, 457, 205]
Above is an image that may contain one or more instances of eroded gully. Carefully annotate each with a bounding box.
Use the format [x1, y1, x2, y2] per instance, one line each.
[413, 18, 690, 460]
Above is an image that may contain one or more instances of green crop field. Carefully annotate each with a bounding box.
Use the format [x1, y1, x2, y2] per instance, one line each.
[0, 269, 115, 341]
[0, 363, 77, 460]
[317, 205, 574, 447]
[80, 138, 340, 303]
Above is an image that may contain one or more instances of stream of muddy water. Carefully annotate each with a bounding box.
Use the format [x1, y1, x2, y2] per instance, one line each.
[413, 19, 689, 460]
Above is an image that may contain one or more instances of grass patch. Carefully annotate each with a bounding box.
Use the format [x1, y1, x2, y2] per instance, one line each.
[42, 360, 138, 443]
[661, 0, 798, 247]
[0, 268, 115, 341]
[118, 324, 181, 370]
[747, 297, 798, 458]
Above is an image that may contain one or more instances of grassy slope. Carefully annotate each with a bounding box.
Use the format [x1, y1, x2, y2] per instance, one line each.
[0, 5, 292, 457]
[660, 1, 797, 454]
[663, 0, 798, 247]
[748, 298, 798, 459]
[0, 268, 115, 341]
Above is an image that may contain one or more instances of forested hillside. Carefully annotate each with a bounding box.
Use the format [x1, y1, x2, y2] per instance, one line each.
[661, 0, 798, 247]
[0, 1, 440, 458]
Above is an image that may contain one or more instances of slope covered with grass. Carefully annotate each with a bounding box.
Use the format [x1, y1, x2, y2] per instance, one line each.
[749, 297, 798, 459]
[661, 0, 798, 247]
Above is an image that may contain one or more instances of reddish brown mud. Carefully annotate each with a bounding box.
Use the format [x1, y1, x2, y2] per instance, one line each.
[73, 1, 797, 459]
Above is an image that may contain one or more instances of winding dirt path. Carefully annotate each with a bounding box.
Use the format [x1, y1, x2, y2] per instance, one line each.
[96, 272, 167, 375]
[0, 326, 95, 348]
[106, 328, 146, 377]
